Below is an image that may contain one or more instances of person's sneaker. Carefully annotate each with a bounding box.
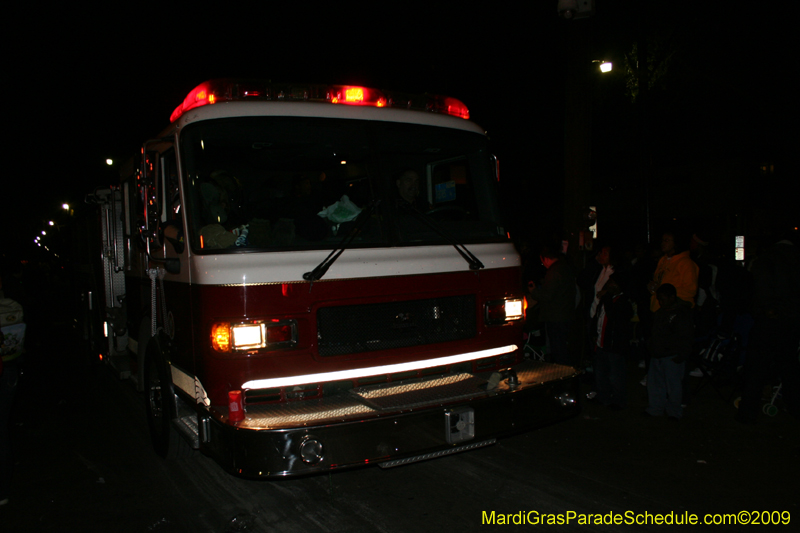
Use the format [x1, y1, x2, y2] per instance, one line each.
[689, 367, 703, 378]
[640, 375, 647, 386]
[586, 391, 598, 400]
[638, 360, 645, 369]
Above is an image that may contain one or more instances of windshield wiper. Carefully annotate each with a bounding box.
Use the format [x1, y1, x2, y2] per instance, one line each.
[399, 203, 484, 270]
[303, 199, 380, 284]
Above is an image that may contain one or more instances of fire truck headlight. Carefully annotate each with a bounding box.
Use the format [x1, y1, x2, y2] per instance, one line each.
[212, 320, 297, 353]
[232, 324, 266, 350]
[504, 299, 524, 320]
[485, 298, 524, 325]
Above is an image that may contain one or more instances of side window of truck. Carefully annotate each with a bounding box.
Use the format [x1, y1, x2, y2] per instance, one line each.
[159, 148, 184, 252]
[160, 149, 180, 224]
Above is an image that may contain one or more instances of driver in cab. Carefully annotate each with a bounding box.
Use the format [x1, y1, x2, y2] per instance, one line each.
[396, 169, 430, 212]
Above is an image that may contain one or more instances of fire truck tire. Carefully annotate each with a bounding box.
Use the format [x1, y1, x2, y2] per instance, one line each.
[144, 340, 193, 459]
[135, 317, 153, 392]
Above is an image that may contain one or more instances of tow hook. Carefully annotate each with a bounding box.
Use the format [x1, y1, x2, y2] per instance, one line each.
[486, 368, 520, 390]
[502, 369, 519, 388]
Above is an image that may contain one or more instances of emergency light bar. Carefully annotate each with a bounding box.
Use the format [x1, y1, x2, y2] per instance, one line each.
[170, 79, 469, 122]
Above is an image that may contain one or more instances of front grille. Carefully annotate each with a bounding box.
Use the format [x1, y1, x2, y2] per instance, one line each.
[317, 294, 476, 357]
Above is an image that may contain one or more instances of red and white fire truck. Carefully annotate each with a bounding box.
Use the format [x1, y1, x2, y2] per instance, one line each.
[90, 79, 579, 477]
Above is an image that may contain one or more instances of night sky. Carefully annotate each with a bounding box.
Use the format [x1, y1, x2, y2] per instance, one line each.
[5, 1, 799, 261]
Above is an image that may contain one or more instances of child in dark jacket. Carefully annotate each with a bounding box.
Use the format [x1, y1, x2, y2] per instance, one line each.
[591, 271, 633, 409]
[646, 283, 694, 419]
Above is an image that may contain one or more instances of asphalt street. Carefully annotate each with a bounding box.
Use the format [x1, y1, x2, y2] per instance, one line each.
[1, 317, 798, 532]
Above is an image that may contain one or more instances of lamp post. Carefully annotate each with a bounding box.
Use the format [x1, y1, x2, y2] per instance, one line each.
[563, 54, 614, 263]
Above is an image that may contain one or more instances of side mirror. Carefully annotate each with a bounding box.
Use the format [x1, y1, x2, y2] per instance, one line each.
[164, 258, 181, 275]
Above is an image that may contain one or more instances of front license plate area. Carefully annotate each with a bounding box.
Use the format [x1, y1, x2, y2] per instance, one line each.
[445, 406, 475, 444]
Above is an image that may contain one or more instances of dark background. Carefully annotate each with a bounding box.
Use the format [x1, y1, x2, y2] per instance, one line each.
[2, 4, 799, 527]
[4, 1, 799, 264]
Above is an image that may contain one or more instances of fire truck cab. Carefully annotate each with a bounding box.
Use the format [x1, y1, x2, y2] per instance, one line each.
[91, 79, 580, 478]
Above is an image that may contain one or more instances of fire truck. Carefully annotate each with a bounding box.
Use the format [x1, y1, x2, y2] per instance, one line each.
[90, 79, 580, 478]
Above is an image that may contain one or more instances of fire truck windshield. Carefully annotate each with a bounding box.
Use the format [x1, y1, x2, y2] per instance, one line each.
[180, 117, 506, 253]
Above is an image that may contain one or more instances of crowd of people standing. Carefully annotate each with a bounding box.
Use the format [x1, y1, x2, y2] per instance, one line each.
[521, 225, 800, 424]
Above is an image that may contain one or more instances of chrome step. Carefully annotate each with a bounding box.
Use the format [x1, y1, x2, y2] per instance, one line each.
[172, 414, 200, 449]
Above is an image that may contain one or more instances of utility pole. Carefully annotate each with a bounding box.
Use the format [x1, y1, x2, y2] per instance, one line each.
[559, 0, 595, 265]
[558, 0, 595, 367]
[635, 6, 651, 244]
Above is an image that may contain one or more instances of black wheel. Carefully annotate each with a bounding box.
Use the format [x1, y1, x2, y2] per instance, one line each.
[143, 339, 193, 459]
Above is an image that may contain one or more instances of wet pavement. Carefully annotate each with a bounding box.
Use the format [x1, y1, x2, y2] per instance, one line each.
[1, 318, 798, 532]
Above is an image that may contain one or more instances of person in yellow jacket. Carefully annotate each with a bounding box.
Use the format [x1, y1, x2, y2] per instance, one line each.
[648, 231, 699, 312]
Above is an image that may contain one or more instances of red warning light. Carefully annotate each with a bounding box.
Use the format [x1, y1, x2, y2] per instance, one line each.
[330, 86, 387, 107]
[435, 96, 469, 119]
[170, 81, 221, 122]
[345, 87, 364, 103]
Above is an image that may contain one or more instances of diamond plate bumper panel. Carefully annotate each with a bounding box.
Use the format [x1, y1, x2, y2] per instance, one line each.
[351, 372, 488, 411]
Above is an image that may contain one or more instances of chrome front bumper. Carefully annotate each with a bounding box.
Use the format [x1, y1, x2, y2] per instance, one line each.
[203, 360, 581, 478]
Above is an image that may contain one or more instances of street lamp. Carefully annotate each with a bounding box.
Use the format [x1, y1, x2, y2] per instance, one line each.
[593, 59, 612, 73]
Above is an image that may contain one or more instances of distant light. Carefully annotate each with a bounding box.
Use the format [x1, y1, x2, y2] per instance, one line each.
[600, 62, 612, 73]
[62, 203, 70, 210]
[106, 159, 114, 166]
[735, 235, 745, 262]
[49, 220, 54, 226]
[41, 231, 46, 236]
